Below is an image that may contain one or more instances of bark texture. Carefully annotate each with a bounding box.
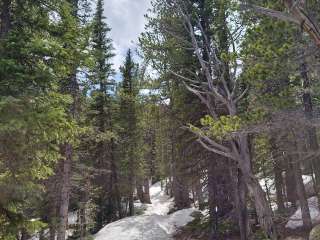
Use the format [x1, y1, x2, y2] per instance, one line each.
[0, 0, 11, 38]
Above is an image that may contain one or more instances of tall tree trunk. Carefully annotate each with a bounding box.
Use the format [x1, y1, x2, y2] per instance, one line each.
[232, 167, 250, 240]
[79, 203, 86, 240]
[57, 144, 72, 240]
[285, 158, 298, 206]
[299, 44, 320, 187]
[128, 157, 135, 216]
[195, 175, 205, 210]
[56, 0, 79, 232]
[47, 176, 59, 240]
[207, 156, 218, 240]
[292, 130, 312, 230]
[170, 130, 190, 210]
[172, 161, 190, 210]
[143, 178, 151, 204]
[78, 176, 89, 240]
[0, 0, 11, 39]
[237, 135, 278, 240]
[271, 138, 285, 213]
[49, 217, 56, 240]
[173, 174, 190, 210]
[293, 158, 312, 229]
[207, 154, 234, 240]
[274, 162, 285, 213]
[111, 155, 122, 218]
[136, 179, 145, 203]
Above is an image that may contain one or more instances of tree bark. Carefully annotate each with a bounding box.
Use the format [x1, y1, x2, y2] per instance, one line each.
[79, 203, 86, 240]
[171, 131, 190, 210]
[298, 43, 320, 187]
[293, 128, 313, 230]
[207, 154, 234, 240]
[285, 157, 298, 206]
[195, 175, 205, 210]
[207, 156, 218, 240]
[111, 157, 123, 218]
[56, 144, 72, 240]
[136, 179, 145, 203]
[128, 185, 134, 216]
[232, 167, 250, 240]
[47, 175, 59, 240]
[172, 164, 190, 209]
[237, 135, 278, 240]
[293, 158, 312, 229]
[274, 162, 285, 213]
[143, 178, 151, 204]
[128, 152, 135, 216]
[0, 0, 11, 39]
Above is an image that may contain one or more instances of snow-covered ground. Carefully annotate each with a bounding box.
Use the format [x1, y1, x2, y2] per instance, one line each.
[94, 182, 195, 240]
[286, 197, 320, 229]
[259, 175, 313, 197]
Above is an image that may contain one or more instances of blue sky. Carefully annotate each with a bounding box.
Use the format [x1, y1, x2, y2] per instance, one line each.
[104, 0, 151, 71]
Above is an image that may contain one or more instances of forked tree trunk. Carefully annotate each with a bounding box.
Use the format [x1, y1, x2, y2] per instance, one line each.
[136, 178, 151, 204]
[237, 135, 278, 240]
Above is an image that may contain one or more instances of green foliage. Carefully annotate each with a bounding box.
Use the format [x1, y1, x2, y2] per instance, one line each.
[0, 0, 87, 237]
[310, 224, 320, 240]
[240, 9, 298, 111]
[0, 93, 79, 238]
[252, 229, 270, 240]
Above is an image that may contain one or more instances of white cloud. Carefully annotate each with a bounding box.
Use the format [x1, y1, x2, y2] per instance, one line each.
[104, 0, 151, 70]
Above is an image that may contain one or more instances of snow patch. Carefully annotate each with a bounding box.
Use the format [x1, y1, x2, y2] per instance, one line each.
[94, 182, 195, 240]
[286, 197, 320, 229]
[259, 175, 313, 197]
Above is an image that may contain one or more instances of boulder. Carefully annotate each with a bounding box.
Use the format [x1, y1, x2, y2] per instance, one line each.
[284, 237, 305, 240]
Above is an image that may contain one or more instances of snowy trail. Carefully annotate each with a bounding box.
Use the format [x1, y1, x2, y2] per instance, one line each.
[94, 182, 195, 240]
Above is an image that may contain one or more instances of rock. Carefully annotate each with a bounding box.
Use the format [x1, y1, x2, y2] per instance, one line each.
[310, 224, 320, 240]
[284, 237, 305, 240]
[305, 180, 316, 198]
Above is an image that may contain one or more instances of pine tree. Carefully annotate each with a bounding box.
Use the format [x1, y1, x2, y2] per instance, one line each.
[88, 0, 121, 231]
[0, 0, 81, 238]
[119, 49, 139, 216]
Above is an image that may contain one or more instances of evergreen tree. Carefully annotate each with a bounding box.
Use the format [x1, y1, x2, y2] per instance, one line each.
[0, 0, 81, 238]
[88, 0, 121, 231]
[118, 49, 139, 216]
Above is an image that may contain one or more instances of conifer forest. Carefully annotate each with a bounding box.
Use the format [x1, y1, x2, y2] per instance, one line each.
[2, 0, 320, 239]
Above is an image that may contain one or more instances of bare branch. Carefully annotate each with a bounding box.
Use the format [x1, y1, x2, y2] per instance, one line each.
[240, 4, 300, 24]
